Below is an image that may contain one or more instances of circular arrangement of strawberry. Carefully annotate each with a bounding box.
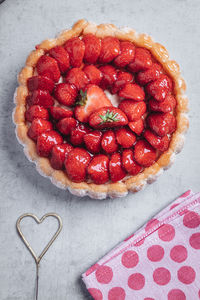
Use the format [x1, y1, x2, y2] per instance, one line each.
[24, 32, 177, 185]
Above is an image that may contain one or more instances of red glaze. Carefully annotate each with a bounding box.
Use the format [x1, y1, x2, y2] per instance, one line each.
[57, 117, 77, 135]
[49, 106, 73, 120]
[25, 105, 49, 122]
[70, 123, 89, 146]
[87, 154, 109, 184]
[116, 127, 136, 148]
[27, 89, 54, 108]
[111, 71, 133, 94]
[65, 68, 89, 90]
[27, 76, 54, 92]
[146, 74, 172, 102]
[99, 36, 120, 63]
[128, 119, 144, 136]
[64, 37, 85, 67]
[99, 65, 118, 89]
[101, 130, 118, 154]
[119, 83, 145, 101]
[109, 153, 126, 182]
[134, 140, 156, 167]
[137, 63, 163, 85]
[148, 112, 176, 137]
[50, 143, 73, 170]
[119, 99, 146, 121]
[49, 46, 70, 73]
[83, 65, 103, 85]
[149, 94, 176, 113]
[144, 129, 170, 152]
[54, 83, 77, 106]
[122, 149, 142, 175]
[114, 41, 135, 67]
[83, 131, 102, 154]
[65, 148, 91, 182]
[37, 130, 63, 157]
[28, 118, 53, 141]
[128, 48, 152, 72]
[82, 34, 101, 64]
[36, 55, 60, 82]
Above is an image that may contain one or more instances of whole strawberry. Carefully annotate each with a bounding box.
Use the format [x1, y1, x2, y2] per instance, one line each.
[82, 34, 101, 64]
[119, 100, 146, 121]
[36, 55, 60, 82]
[64, 37, 85, 67]
[87, 154, 109, 184]
[148, 112, 176, 137]
[109, 153, 126, 182]
[101, 130, 118, 154]
[134, 140, 156, 167]
[50, 143, 73, 170]
[37, 130, 63, 157]
[83, 131, 102, 153]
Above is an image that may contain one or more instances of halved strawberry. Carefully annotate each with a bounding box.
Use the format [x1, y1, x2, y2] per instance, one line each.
[57, 117, 77, 135]
[65, 148, 91, 182]
[149, 94, 176, 113]
[128, 119, 144, 135]
[37, 130, 63, 157]
[65, 68, 89, 91]
[70, 123, 90, 146]
[27, 90, 54, 108]
[122, 149, 142, 175]
[144, 129, 170, 152]
[87, 154, 109, 184]
[83, 131, 102, 153]
[64, 37, 85, 67]
[146, 75, 172, 102]
[54, 83, 77, 106]
[74, 84, 112, 123]
[28, 118, 53, 141]
[101, 130, 118, 154]
[109, 153, 126, 182]
[119, 83, 145, 101]
[114, 41, 135, 67]
[82, 34, 101, 64]
[99, 65, 118, 90]
[25, 105, 49, 122]
[134, 140, 156, 167]
[49, 46, 70, 73]
[50, 143, 73, 170]
[36, 55, 60, 82]
[137, 63, 163, 85]
[49, 106, 73, 120]
[89, 107, 128, 129]
[128, 48, 152, 72]
[83, 65, 102, 85]
[27, 76, 54, 92]
[119, 99, 146, 121]
[99, 36, 120, 63]
[111, 71, 133, 94]
[116, 128, 136, 148]
[148, 112, 176, 137]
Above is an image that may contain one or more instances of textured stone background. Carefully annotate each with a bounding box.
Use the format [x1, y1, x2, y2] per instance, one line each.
[0, 0, 199, 299]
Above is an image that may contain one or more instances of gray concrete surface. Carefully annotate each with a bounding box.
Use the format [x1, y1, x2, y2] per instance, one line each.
[0, 0, 199, 299]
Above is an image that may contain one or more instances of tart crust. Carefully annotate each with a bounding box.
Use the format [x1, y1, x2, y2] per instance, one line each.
[13, 19, 189, 199]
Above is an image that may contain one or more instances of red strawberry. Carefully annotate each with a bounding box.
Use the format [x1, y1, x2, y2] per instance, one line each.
[25, 105, 49, 122]
[149, 94, 176, 113]
[144, 129, 170, 152]
[148, 112, 176, 137]
[137, 63, 163, 85]
[82, 34, 101, 64]
[27, 89, 54, 108]
[87, 154, 109, 184]
[119, 100, 146, 121]
[70, 123, 89, 146]
[122, 149, 142, 175]
[83, 131, 102, 153]
[49, 106, 73, 120]
[116, 128, 136, 148]
[89, 107, 128, 129]
[111, 71, 133, 94]
[128, 48, 152, 72]
[146, 75, 172, 102]
[74, 85, 112, 123]
[99, 65, 117, 89]
[27, 76, 54, 92]
[28, 118, 53, 141]
[65, 148, 91, 182]
[134, 140, 157, 167]
[99, 36, 120, 63]
[37, 130, 63, 157]
[57, 117, 77, 135]
[101, 130, 118, 153]
[65, 68, 89, 91]
[64, 37, 85, 67]
[114, 41, 135, 67]
[36, 55, 60, 82]
[83, 65, 102, 85]
[109, 153, 126, 182]
[49, 46, 70, 73]
[50, 143, 73, 170]
[119, 83, 145, 101]
[128, 119, 144, 136]
[54, 83, 77, 106]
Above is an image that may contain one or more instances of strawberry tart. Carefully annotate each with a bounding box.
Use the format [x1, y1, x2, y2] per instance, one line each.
[13, 20, 189, 199]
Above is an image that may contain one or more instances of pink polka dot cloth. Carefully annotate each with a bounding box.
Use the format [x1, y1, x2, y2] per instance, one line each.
[82, 190, 200, 300]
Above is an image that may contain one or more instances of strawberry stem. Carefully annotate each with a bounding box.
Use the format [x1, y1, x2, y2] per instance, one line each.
[99, 109, 120, 125]
[76, 89, 87, 106]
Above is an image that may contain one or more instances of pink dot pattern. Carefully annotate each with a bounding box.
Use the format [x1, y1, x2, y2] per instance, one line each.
[83, 190, 200, 300]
